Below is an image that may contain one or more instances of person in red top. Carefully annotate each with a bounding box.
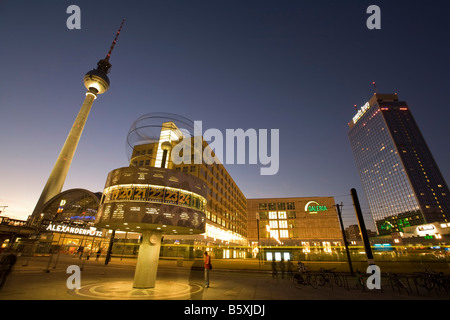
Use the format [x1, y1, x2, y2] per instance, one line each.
[204, 251, 212, 288]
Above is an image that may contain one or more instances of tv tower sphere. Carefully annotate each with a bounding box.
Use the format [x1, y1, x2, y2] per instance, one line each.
[83, 69, 110, 94]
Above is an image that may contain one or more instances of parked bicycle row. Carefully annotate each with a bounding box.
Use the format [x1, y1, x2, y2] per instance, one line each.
[288, 262, 450, 297]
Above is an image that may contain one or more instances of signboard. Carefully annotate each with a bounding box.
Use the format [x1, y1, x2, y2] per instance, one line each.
[353, 102, 371, 124]
[416, 224, 437, 236]
[45, 223, 103, 237]
[304, 201, 328, 214]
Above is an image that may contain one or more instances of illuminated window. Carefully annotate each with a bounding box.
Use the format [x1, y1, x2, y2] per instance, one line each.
[278, 211, 286, 219]
[269, 211, 277, 219]
[302, 242, 310, 253]
[270, 230, 279, 239]
[279, 230, 289, 238]
[269, 220, 278, 228]
[278, 220, 288, 228]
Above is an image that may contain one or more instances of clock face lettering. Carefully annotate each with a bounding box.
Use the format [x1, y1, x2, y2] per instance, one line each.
[164, 188, 179, 204]
[102, 184, 206, 212]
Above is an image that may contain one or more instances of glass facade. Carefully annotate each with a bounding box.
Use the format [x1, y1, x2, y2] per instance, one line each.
[349, 94, 450, 234]
[40, 189, 102, 223]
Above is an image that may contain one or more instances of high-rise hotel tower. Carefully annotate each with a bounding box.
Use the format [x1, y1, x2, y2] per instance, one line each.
[348, 93, 450, 235]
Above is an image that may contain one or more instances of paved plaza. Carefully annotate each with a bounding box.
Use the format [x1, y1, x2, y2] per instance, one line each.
[1, 255, 449, 302]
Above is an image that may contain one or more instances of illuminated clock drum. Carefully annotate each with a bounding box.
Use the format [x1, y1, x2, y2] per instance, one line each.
[95, 166, 208, 235]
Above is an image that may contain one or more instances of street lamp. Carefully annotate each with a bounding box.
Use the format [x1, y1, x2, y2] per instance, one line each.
[266, 225, 271, 246]
[256, 212, 261, 264]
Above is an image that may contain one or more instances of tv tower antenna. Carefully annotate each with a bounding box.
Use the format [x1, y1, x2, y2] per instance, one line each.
[96, 18, 126, 75]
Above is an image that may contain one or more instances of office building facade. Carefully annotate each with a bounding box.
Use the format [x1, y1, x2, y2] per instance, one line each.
[247, 197, 343, 260]
[348, 94, 450, 235]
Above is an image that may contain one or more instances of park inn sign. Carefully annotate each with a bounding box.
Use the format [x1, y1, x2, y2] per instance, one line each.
[45, 223, 103, 237]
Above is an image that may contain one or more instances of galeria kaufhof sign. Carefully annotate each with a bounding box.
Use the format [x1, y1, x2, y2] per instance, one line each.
[304, 201, 328, 214]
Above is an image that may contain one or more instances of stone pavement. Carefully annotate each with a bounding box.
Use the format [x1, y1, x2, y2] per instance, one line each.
[0, 255, 449, 301]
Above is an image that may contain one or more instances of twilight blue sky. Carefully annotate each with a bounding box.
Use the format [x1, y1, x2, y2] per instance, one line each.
[1, 1, 449, 230]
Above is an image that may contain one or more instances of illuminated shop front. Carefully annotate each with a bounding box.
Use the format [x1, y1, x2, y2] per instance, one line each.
[29, 189, 110, 256]
[247, 197, 343, 260]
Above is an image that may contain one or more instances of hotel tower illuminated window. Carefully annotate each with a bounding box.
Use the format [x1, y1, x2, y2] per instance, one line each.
[348, 93, 450, 234]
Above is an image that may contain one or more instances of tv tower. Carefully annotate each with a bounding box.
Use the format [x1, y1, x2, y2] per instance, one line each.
[31, 20, 125, 222]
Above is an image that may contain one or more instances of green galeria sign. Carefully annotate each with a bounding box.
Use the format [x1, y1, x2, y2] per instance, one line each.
[304, 201, 328, 214]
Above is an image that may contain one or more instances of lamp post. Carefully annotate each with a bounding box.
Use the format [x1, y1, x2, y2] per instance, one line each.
[336, 203, 354, 276]
[256, 212, 260, 264]
[351, 188, 374, 265]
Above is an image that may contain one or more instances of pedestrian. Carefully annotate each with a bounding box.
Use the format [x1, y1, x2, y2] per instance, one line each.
[96, 249, 101, 261]
[287, 259, 293, 278]
[271, 259, 278, 278]
[78, 246, 84, 260]
[279, 258, 286, 279]
[0, 249, 17, 289]
[204, 251, 212, 288]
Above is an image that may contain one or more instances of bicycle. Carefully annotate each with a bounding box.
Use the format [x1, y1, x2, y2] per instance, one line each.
[433, 272, 450, 295]
[414, 268, 436, 293]
[414, 269, 450, 295]
[292, 264, 317, 289]
[355, 269, 365, 291]
[316, 268, 343, 288]
[388, 272, 410, 295]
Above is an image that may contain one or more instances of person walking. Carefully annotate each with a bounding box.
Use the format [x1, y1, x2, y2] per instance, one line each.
[0, 249, 17, 289]
[96, 249, 102, 261]
[271, 259, 278, 279]
[279, 258, 286, 279]
[204, 251, 212, 288]
[286, 259, 293, 279]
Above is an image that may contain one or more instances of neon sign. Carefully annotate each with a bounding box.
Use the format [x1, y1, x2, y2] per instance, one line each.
[304, 201, 328, 214]
[353, 102, 371, 124]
